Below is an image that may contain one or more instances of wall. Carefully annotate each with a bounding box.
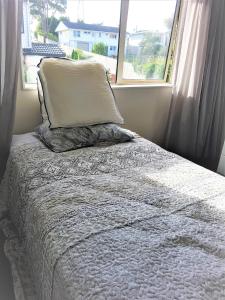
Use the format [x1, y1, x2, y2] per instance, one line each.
[14, 80, 41, 134]
[113, 85, 172, 145]
[14, 74, 172, 146]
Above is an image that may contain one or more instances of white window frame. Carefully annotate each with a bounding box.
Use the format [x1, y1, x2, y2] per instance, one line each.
[21, 0, 181, 89]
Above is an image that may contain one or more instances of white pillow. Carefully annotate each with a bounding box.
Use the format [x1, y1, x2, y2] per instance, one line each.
[37, 76, 48, 122]
[38, 58, 123, 128]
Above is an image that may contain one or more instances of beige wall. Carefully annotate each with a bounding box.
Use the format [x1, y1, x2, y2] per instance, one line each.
[14, 77, 172, 146]
[113, 86, 172, 145]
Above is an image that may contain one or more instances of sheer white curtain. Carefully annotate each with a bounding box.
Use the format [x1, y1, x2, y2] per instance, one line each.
[166, 0, 225, 170]
[196, 0, 225, 170]
[166, 0, 212, 161]
[0, 0, 22, 180]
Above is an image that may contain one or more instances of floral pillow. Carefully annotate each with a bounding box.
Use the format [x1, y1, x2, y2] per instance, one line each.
[35, 122, 134, 152]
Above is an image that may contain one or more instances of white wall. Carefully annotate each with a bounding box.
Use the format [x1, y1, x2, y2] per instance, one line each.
[15, 82, 41, 134]
[68, 29, 118, 47]
[14, 73, 172, 146]
[113, 86, 172, 145]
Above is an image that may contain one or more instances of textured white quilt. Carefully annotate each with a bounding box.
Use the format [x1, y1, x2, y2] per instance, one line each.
[1, 132, 225, 300]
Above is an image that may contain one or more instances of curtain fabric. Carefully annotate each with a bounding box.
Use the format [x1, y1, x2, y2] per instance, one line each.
[166, 0, 225, 170]
[0, 0, 22, 181]
[196, 0, 225, 170]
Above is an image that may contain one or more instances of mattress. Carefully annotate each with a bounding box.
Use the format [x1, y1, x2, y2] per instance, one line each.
[2, 132, 225, 299]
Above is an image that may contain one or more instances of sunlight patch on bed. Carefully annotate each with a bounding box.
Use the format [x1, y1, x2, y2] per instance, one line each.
[144, 161, 225, 200]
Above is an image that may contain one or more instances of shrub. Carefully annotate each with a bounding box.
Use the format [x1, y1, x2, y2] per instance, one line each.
[71, 49, 86, 60]
[143, 57, 166, 80]
[92, 42, 107, 56]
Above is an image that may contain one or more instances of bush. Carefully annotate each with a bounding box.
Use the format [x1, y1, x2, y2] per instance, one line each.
[92, 42, 107, 56]
[143, 57, 166, 80]
[71, 49, 86, 60]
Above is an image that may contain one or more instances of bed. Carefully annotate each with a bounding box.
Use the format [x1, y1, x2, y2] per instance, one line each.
[2, 131, 225, 300]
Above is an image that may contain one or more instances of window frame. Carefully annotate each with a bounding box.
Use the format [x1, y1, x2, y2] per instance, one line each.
[21, 0, 181, 90]
[116, 0, 181, 85]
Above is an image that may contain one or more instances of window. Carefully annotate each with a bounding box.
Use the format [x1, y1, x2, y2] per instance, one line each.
[110, 33, 117, 39]
[110, 46, 117, 51]
[21, 0, 180, 88]
[120, 0, 179, 82]
[73, 30, 81, 37]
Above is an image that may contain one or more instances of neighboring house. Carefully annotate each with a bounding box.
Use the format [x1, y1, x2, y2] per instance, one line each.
[21, 0, 65, 84]
[23, 42, 66, 58]
[22, 43, 65, 84]
[55, 21, 119, 57]
[127, 31, 170, 56]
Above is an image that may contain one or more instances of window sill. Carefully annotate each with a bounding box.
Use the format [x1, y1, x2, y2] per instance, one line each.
[21, 82, 173, 91]
[112, 83, 173, 89]
[22, 83, 37, 91]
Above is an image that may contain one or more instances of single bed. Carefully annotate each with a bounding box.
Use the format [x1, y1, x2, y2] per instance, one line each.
[2, 132, 225, 300]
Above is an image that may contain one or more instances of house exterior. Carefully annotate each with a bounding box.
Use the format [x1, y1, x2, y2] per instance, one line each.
[23, 43, 65, 84]
[127, 31, 170, 56]
[21, 0, 65, 84]
[55, 21, 119, 57]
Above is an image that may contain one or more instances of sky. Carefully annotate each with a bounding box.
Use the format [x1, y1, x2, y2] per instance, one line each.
[66, 0, 177, 33]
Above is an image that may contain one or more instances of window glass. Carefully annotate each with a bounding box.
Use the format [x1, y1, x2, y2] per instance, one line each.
[21, 0, 179, 87]
[123, 0, 177, 81]
[73, 31, 81, 37]
[22, 0, 121, 85]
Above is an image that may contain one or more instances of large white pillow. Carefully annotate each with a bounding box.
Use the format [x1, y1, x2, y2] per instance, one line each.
[38, 58, 123, 128]
[37, 76, 48, 122]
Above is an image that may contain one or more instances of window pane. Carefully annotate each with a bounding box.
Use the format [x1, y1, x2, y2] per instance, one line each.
[22, 0, 121, 86]
[123, 0, 177, 81]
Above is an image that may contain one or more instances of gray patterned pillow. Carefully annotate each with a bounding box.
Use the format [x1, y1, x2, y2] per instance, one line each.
[35, 123, 134, 152]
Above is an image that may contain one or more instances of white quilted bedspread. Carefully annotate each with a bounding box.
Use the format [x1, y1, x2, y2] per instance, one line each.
[2, 132, 225, 300]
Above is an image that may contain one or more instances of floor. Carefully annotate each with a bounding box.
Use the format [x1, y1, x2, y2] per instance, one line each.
[0, 230, 15, 300]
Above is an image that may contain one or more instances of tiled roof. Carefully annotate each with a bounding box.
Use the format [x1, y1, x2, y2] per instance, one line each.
[23, 43, 65, 57]
[62, 20, 119, 33]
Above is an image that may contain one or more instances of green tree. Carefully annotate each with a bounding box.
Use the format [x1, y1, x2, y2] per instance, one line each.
[29, 0, 66, 43]
[35, 16, 69, 42]
[143, 57, 166, 80]
[47, 16, 59, 36]
[140, 33, 165, 57]
[92, 43, 108, 56]
[59, 16, 70, 23]
[71, 49, 86, 60]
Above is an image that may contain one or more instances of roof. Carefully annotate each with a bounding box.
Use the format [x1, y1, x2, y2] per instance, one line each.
[23, 43, 65, 57]
[59, 20, 119, 33]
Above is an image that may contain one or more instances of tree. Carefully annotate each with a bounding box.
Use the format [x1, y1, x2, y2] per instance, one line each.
[29, 0, 66, 42]
[71, 49, 86, 60]
[92, 43, 108, 56]
[47, 16, 59, 36]
[143, 57, 166, 80]
[140, 33, 164, 57]
[35, 16, 69, 42]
